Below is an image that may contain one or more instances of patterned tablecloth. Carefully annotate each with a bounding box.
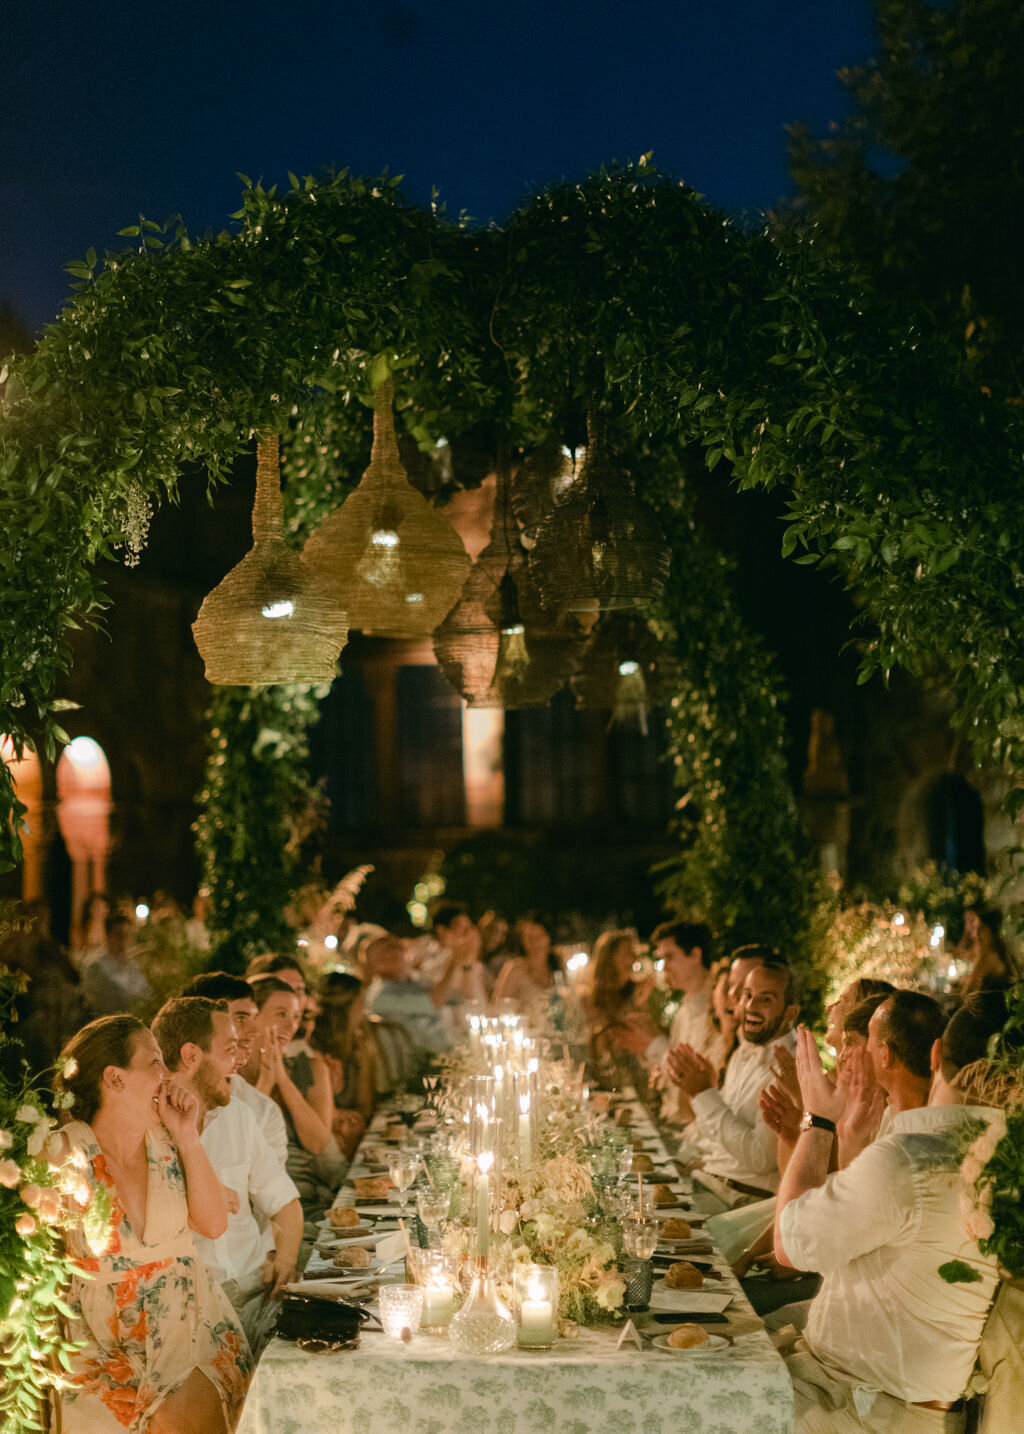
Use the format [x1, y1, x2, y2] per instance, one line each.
[237, 1096, 794, 1434]
[236, 1321, 793, 1434]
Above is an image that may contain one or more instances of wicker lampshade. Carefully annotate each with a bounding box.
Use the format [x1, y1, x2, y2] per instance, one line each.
[433, 465, 583, 707]
[302, 380, 471, 638]
[511, 436, 584, 546]
[570, 612, 678, 735]
[192, 434, 349, 686]
[527, 415, 670, 616]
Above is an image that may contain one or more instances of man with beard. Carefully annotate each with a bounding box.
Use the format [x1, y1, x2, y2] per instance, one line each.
[669, 962, 799, 1197]
[152, 997, 302, 1355]
[180, 972, 289, 1168]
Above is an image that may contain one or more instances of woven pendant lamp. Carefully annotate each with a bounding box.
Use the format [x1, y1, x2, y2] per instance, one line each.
[527, 415, 670, 616]
[433, 462, 584, 707]
[192, 434, 349, 685]
[302, 380, 471, 638]
[570, 612, 678, 735]
[511, 436, 584, 546]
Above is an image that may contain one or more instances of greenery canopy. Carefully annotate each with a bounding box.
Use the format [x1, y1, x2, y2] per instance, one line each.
[1, 160, 1022, 963]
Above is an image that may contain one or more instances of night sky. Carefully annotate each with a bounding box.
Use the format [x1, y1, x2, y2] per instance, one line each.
[4, 0, 874, 335]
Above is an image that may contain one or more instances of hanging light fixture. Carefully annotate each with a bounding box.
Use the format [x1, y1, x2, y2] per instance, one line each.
[570, 612, 678, 735]
[511, 436, 585, 547]
[527, 414, 670, 617]
[192, 434, 349, 686]
[433, 459, 583, 707]
[301, 379, 471, 638]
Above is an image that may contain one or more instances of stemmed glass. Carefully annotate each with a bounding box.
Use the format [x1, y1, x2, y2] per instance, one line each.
[388, 1150, 420, 1221]
[416, 1186, 451, 1246]
[622, 1216, 659, 1258]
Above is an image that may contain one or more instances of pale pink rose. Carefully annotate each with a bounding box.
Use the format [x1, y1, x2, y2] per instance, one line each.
[35, 1188, 63, 1223]
[19, 1183, 42, 1208]
[45, 1132, 65, 1165]
[14, 1213, 37, 1237]
[0, 1158, 21, 1188]
[965, 1207, 995, 1243]
[0, 1128, 12, 1151]
[26, 1124, 50, 1158]
[961, 1154, 984, 1186]
[973, 1127, 1004, 1164]
[979, 1184, 994, 1208]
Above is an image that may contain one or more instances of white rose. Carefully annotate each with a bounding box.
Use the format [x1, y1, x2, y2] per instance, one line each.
[15, 1105, 39, 1125]
[961, 1154, 984, 1186]
[964, 1208, 995, 1243]
[26, 1125, 49, 1159]
[62, 1058, 79, 1080]
[0, 1129, 12, 1152]
[0, 1158, 21, 1188]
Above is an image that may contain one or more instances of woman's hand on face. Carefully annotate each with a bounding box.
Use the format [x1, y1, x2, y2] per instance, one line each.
[156, 1079, 201, 1146]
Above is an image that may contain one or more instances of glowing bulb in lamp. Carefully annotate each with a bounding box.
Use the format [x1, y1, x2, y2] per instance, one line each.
[494, 574, 529, 682]
[358, 525, 403, 588]
[261, 599, 294, 619]
[613, 657, 650, 735]
[930, 924, 945, 949]
[893, 912, 905, 927]
[324, 934, 339, 950]
[135, 903, 150, 921]
[66, 736, 106, 772]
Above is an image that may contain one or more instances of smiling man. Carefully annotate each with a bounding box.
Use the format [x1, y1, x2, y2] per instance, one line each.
[151, 996, 302, 1356]
[669, 961, 800, 1197]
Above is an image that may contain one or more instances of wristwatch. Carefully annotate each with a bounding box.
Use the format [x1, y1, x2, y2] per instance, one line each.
[799, 1111, 836, 1134]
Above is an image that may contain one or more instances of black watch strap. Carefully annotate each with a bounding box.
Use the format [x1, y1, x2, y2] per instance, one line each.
[802, 1112, 836, 1133]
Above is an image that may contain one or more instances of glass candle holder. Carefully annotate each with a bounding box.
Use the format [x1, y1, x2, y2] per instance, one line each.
[414, 1250, 460, 1330]
[619, 1255, 653, 1312]
[448, 1257, 516, 1355]
[379, 1284, 424, 1342]
[512, 1263, 559, 1350]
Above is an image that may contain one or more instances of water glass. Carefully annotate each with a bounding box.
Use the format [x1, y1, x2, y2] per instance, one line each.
[623, 1216, 659, 1258]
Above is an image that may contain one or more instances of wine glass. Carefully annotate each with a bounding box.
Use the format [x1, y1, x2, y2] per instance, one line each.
[388, 1151, 420, 1221]
[416, 1186, 451, 1245]
[623, 1216, 659, 1259]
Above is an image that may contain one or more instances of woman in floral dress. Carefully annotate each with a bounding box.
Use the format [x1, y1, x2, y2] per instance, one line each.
[54, 1014, 252, 1433]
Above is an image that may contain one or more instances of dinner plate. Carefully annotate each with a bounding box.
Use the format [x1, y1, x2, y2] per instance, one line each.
[317, 1216, 376, 1235]
[651, 1333, 730, 1354]
[651, 1276, 715, 1293]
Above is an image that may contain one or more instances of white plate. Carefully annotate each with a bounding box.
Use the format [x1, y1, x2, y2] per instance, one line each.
[651, 1332, 729, 1354]
[651, 1276, 715, 1293]
[317, 1217, 376, 1236]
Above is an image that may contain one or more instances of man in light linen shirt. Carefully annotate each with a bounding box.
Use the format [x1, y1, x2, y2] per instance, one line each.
[622, 922, 716, 1122]
[774, 991, 1010, 1433]
[152, 996, 302, 1356]
[180, 971, 289, 1167]
[669, 961, 799, 1196]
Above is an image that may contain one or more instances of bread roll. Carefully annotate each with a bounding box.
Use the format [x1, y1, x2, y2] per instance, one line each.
[333, 1245, 373, 1269]
[661, 1217, 693, 1239]
[328, 1205, 362, 1228]
[663, 1261, 703, 1289]
[352, 1176, 394, 1199]
[631, 1152, 654, 1174]
[653, 1183, 677, 1206]
[666, 1323, 710, 1349]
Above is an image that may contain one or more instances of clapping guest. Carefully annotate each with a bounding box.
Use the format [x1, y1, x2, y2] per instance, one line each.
[364, 934, 451, 1054]
[152, 998, 303, 1357]
[309, 971, 377, 1156]
[53, 1015, 250, 1433]
[669, 961, 799, 1197]
[823, 977, 895, 1052]
[773, 992, 1011, 1432]
[81, 912, 153, 1019]
[430, 901, 490, 1014]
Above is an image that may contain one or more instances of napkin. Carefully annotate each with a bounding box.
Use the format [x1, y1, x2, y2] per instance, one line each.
[374, 1230, 409, 1267]
[649, 1290, 733, 1314]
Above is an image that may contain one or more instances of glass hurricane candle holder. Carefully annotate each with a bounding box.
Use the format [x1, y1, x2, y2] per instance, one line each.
[513, 1264, 559, 1350]
[379, 1284, 424, 1341]
[414, 1250, 460, 1330]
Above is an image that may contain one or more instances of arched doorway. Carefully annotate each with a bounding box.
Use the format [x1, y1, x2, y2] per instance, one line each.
[56, 736, 112, 950]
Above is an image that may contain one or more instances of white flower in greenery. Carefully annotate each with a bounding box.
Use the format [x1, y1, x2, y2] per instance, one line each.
[0, 1158, 21, 1187]
[965, 1207, 995, 1243]
[62, 1058, 79, 1081]
[960, 1154, 984, 1186]
[26, 1121, 53, 1158]
[0, 1129, 12, 1151]
[498, 1208, 518, 1236]
[594, 1276, 626, 1311]
[972, 1122, 1005, 1166]
[16, 1105, 40, 1125]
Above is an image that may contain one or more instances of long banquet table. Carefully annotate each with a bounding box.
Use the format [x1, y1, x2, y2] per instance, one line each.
[236, 1095, 794, 1434]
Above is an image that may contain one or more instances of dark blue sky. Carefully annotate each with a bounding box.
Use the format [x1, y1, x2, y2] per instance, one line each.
[3, 0, 874, 334]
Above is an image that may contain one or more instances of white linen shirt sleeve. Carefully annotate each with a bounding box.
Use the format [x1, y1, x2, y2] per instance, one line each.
[777, 1136, 916, 1273]
[247, 1117, 300, 1222]
[689, 1084, 778, 1182]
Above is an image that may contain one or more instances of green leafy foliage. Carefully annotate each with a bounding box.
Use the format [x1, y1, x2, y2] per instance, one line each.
[938, 1259, 983, 1285]
[193, 685, 327, 969]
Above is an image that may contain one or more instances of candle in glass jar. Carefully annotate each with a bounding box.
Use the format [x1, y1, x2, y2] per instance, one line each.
[518, 1093, 532, 1168]
[421, 1281, 454, 1327]
[519, 1294, 555, 1346]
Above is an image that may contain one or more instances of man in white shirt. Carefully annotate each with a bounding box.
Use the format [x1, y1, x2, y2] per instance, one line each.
[181, 972, 289, 1167]
[151, 996, 303, 1356]
[669, 961, 799, 1196]
[774, 991, 1010, 1432]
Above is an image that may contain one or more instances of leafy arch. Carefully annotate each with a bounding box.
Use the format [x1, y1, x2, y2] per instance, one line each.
[1, 162, 1020, 961]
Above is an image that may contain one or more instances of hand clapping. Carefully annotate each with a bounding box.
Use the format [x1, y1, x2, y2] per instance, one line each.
[794, 1025, 845, 1123]
[666, 1043, 716, 1097]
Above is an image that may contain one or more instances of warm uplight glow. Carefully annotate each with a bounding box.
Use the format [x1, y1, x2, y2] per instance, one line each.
[261, 599, 294, 619]
[476, 1150, 494, 1175]
[135, 903, 150, 921]
[618, 659, 640, 676]
[405, 592, 424, 603]
[66, 736, 107, 772]
[370, 528, 400, 548]
[566, 951, 589, 972]
[930, 924, 945, 948]
[893, 912, 905, 927]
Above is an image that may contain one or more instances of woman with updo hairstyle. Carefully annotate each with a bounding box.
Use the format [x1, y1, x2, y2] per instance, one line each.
[53, 1015, 250, 1433]
[490, 916, 563, 1014]
[309, 970, 377, 1156]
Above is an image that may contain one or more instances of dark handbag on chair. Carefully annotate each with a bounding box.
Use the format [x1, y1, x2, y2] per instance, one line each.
[277, 1293, 379, 1351]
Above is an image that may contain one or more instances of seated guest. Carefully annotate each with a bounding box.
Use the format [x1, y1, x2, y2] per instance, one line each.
[706, 956, 741, 1074]
[180, 971, 289, 1166]
[245, 951, 319, 1046]
[309, 970, 377, 1156]
[81, 912, 153, 1018]
[958, 907, 1014, 996]
[586, 929, 649, 1075]
[839, 992, 892, 1052]
[491, 917, 562, 1015]
[364, 934, 451, 1053]
[238, 977, 339, 1213]
[612, 921, 716, 1122]
[774, 991, 1011, 1432]
[669, 961, 799, 1196]
[430, 901, 490, 1015]
[823, 976, 895, 1054]
[53, 1015, 250, 1433]
[152, 997, 303, 1356]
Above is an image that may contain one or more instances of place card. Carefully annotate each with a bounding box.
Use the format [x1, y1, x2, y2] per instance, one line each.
[616, 1318, 644, 1351]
